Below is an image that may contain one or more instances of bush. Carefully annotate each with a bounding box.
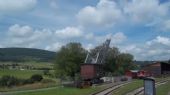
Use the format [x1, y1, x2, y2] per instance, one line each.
[43, 69, 50, 75]
[41, 79, 55, 83]
[0, 75, 44, 87]
[31, 74, 43, 82]
[0, 75, 20, 87]
[22, 79, 34, 84]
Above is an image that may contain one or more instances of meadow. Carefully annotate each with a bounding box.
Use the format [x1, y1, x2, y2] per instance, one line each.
[111, 80, 143, 95]
[156, 80, 170, 95]
[12, 86, 102, 95]
[0, 69, 43, 79]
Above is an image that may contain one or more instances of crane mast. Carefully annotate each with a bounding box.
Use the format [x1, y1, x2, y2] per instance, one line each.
[84, 39, 111, 64]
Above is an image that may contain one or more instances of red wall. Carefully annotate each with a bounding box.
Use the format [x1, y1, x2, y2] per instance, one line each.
[81, 65, 95, 79]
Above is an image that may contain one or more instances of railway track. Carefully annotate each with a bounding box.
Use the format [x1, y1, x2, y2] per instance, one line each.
[91, 81, 131, 95]
[126, 79, 170, 95]
[91, 78, 169, 95]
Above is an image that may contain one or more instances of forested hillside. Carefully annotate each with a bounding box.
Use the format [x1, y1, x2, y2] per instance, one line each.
[0, 48, 56, 62]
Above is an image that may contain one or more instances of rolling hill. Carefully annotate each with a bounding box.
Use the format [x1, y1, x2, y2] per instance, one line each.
[0, 48, 56, 62]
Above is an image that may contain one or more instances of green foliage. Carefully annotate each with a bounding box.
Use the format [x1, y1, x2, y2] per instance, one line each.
[54, 42, 134, 77]
[103, 47, 120, 73]
[91, 46, 134, 75]
[54, 42, 86, 78]
[30, 74, 43, 82]
[0, 74, 44, 87]
[22, 78, 34, 84]
[0, 75, 20, 87]
[0, 48, 56, 62]
[41, 79, 56, 83]
[43, 69, 50, 75]
[116, 53, 134, 74]
[0, 69, 43, 79]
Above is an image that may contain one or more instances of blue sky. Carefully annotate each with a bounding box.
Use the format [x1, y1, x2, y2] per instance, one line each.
[0, 0, 170, 61]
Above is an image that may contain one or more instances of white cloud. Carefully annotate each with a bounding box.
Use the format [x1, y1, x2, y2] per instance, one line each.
[85, 32, 126, 47]
[120, 44, 142, 60]
[4, 24, 52, 48]
[55, 27, 83, 39]
[2, 24, 128, 52]
[147, 36, 170, 46]
[2, 24, 85, 51]
[124, 0, 169, 24]
[8, 24, 33, 37]
[45, 42, 63, 51]
[77, 0, 170, 27]
[2, 24, 170, 61]
[0, 0, 37, 15]
[83, 43, 94, 51]
[122, 36, 170, 60]
[122, 45, 141, 53]
[112, 32, 126, 44]
[77, 0, 123, 27]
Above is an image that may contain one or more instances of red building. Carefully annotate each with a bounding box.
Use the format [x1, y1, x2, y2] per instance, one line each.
[80, 64, 103, 80]
[125, 70, 138, 78]
[137, 70, 151, 78]
[125, 70, 152, 78]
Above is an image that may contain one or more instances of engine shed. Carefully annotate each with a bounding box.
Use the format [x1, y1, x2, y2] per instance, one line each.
[142, 62, 170, 76]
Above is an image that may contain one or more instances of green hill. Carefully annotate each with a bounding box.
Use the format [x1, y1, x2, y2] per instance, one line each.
[0, 48, 56, 62]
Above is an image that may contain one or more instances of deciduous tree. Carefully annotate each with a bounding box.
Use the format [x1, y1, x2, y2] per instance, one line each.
[54, 43, 86, 78]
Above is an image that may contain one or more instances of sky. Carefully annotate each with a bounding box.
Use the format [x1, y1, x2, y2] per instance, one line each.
[0, 0, 170, 61]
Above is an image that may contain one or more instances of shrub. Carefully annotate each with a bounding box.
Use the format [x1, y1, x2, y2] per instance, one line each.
[22, 79, 34, 84]
[43, 69, 50, 75]
[31, 74, 43, 82]
[0, 75, 19, 87]
[41, 79, 55, 83]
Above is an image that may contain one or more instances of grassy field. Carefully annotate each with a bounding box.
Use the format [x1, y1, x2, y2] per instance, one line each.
[0, 69, 60, 92]
[11, 80, 143, 95]
[156, 81, 170, 95]
[0, 61, 54, 79]
[0, 61, 53, 69]
[0, 61, 58, 92]
[111, 77, 170, 95]
[111, 80, 143, 95]
[0, 69, 43, 79]
[11, 86, 102, 95]
[18, 62, 53, 69]
[0, 82, 57, 92]
[2, 78, 170, 95]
